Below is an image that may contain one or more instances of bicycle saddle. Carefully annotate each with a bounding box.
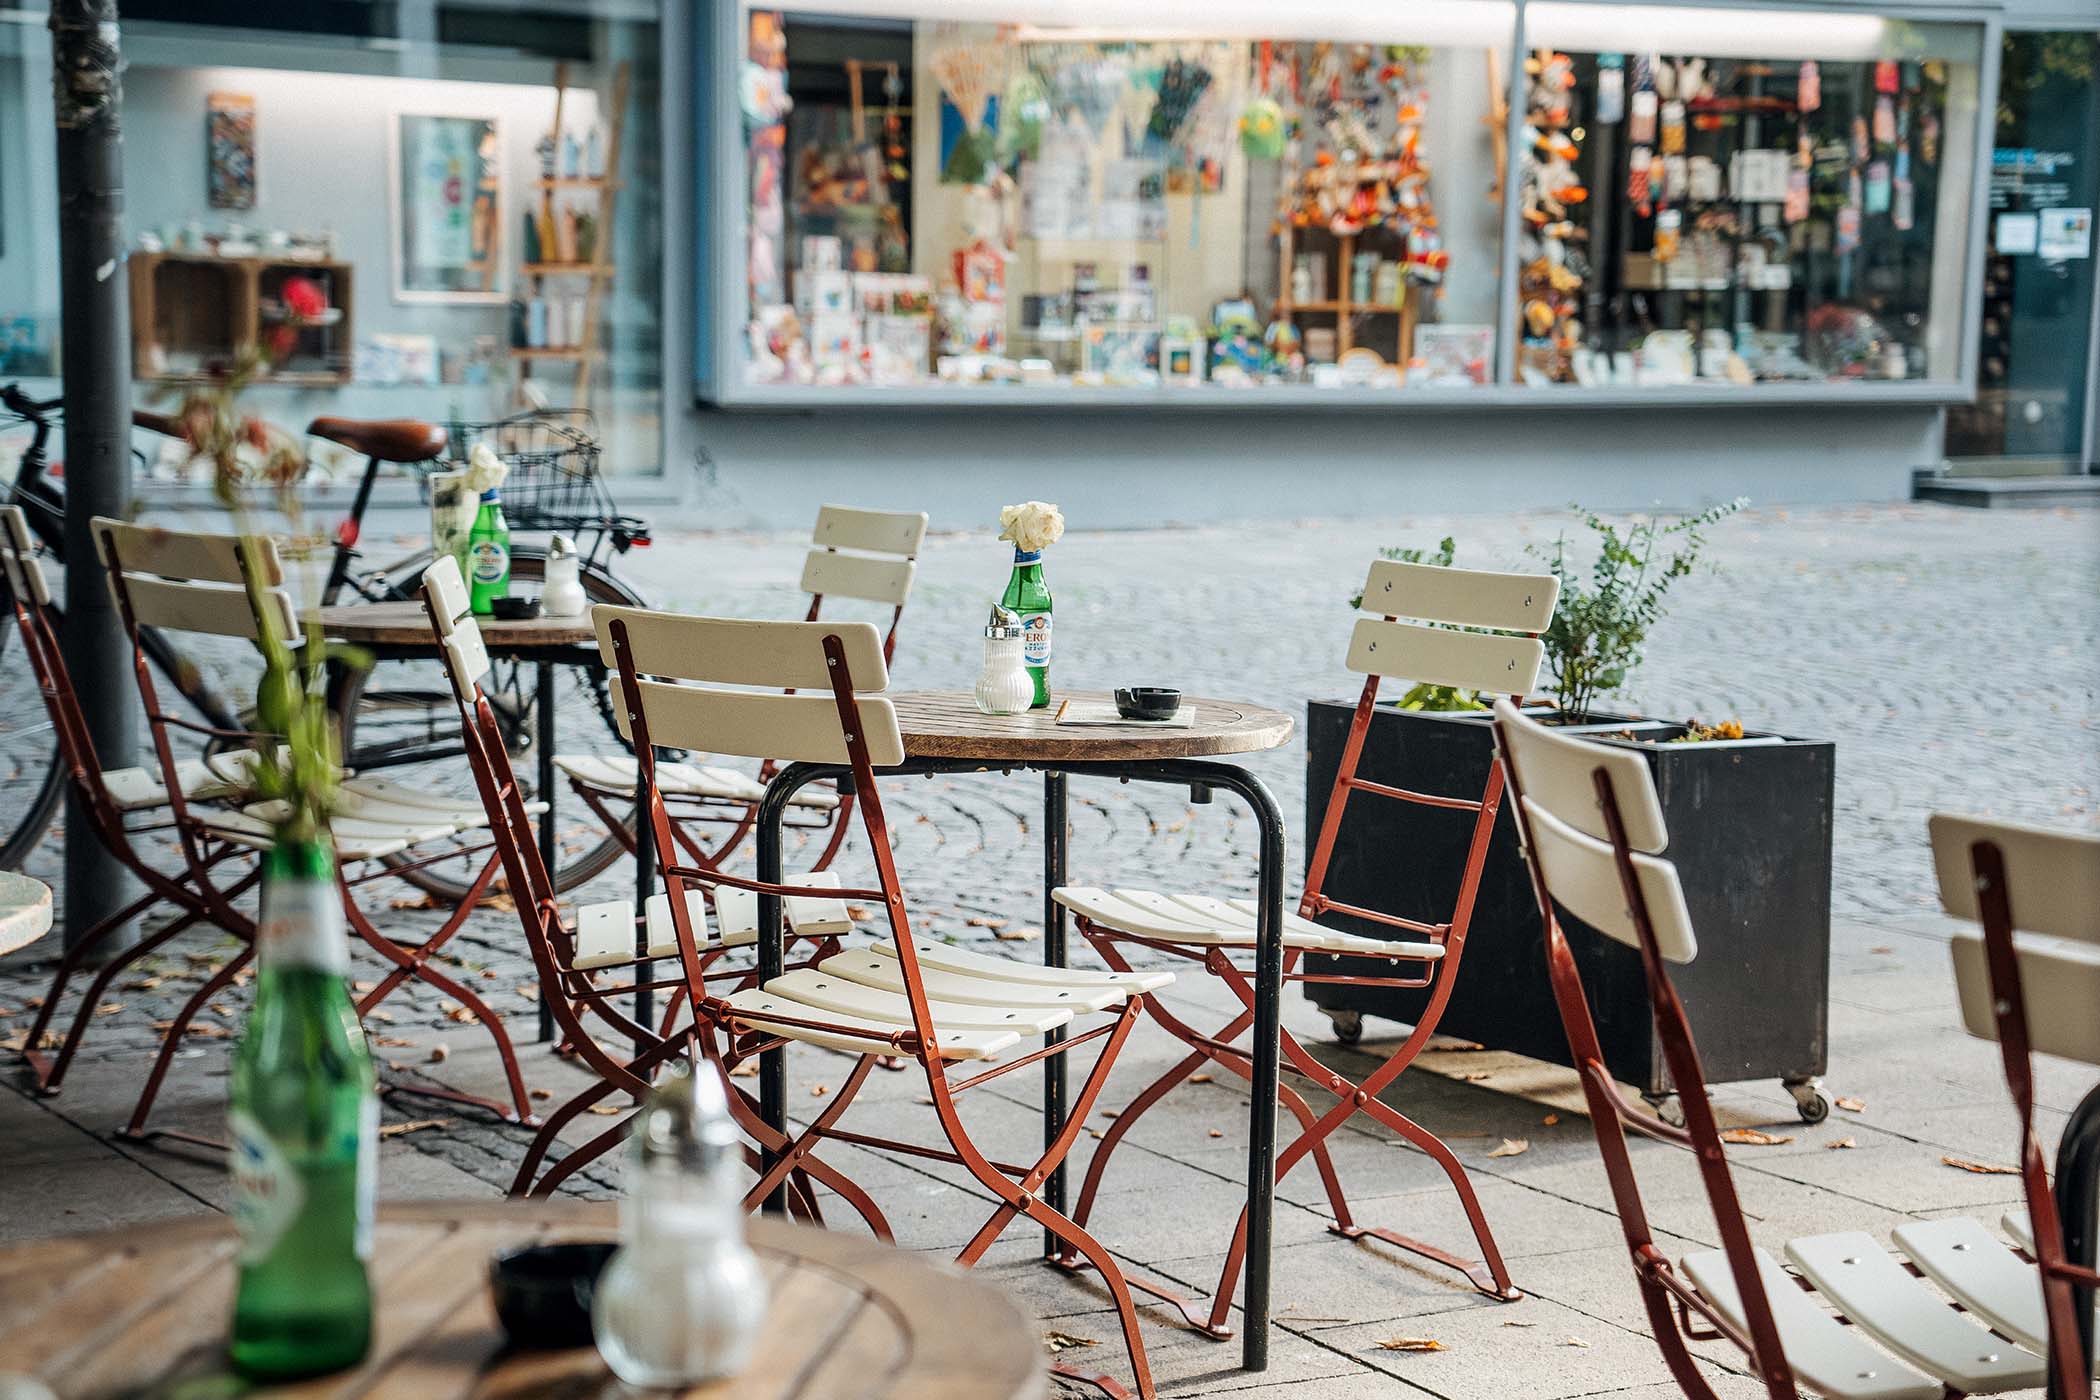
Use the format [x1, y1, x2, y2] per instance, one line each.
[131, 409, 186, 439]
[307, 417, 447, 464]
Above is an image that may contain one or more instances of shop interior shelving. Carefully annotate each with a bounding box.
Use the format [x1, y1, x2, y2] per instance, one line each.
[128, 252, 353, 386]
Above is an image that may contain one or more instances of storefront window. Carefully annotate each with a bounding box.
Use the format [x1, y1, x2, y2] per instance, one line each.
[1, 3, 663, 478]
[1514, 6, 1983, 389]
[740, 2, 1514, 394]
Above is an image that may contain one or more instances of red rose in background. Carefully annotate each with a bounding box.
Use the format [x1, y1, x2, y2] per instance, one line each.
[267, 275, 329, 361]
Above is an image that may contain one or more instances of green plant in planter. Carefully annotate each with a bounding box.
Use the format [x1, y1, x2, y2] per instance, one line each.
[1350, 537, 1487, 713]
[1527, 499, 1746, 721]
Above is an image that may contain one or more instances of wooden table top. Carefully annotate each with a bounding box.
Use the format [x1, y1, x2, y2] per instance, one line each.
[0, 1201, 1044, 1400]
[316, 601, 595, 651]
[892, 690, 1293, 763]
[0, 871, 51, 957]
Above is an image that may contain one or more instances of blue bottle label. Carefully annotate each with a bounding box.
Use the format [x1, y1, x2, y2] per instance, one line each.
[1021, 612, 1051, 668]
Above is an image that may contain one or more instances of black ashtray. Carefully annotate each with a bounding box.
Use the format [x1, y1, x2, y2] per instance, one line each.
[489, 1241, 615, 1349]
[1114, 687, 1182, 721]
[490, 595, 542, 622]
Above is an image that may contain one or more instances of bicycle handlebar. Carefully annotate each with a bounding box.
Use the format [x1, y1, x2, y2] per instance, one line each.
[0, 385, 63, 418]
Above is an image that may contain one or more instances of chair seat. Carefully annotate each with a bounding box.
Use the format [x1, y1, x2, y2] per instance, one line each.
[336, 776, 548, 827]
[199, 807, 458, 863]
[103, 756, 250, 813]
[1892, 1215, 2100, 1370]
[1054, 886, 1444, 960]
[723, 985, 1023, 1061]
[1679, 1247, 1942, 1400]
[553, 753, 840, 810]
[572, 889, 749, 971]
[866, 936, 1174, 996]
[709, 872, 855, 942]
[816, 946, 1149, 1014]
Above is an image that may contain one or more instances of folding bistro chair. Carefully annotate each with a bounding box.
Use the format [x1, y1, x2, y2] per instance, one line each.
[555, 505, 927, 877]
[1930, 813, 2100, 1398]
[0, 506, 267, 1094]
[1495, 697, 2078, 1400]
[91, 516, 537, 1134]
[419, 558, 871, 1211]
[1052, 558, 1552, 1334]
[595, 602, 1174, 1399]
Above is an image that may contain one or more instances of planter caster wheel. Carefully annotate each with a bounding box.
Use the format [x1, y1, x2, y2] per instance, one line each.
[1786, 1079, 1830, 1125]
[1642, 1093, 1686, 1129]
[1327, 1010, 1364, 1046]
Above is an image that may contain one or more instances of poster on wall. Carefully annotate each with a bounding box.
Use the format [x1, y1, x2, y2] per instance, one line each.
[206, 92, 257, 210]
[389, 112, 506, 303]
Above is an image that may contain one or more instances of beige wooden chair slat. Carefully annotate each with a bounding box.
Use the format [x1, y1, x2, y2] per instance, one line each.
[816, 947, 1133, 1013]
[194, 807, 416, 862]
[1951, 930, 2100, 1064]
[608, 678, 905, 768]
[424, 556, 473, 636]
[722, 986, 1023, 1061]
[116, 573, 301, 641]
[1346, 618, 1545, 695]
[1930, 813, 2100, 945]
[1680, 1248, 1941, 1400]
[0, 508, 52, 607]
[571, 889, 742, 971]
[810, 504, 929, 558]
[1492, 697, 1669, 852]
[783, 870, 854, 936]
[1784, 1231, 2045, 1392]
[550, 753, 838, 808]
[762, 967, 1076, 1034]
[1360, 558, 1559, 632]
[868, 936, 1173, 994]
[592, 606, 889, 692]
[1519, 797, 1698, 963]
[92, 515, 285, 586]
[799, 551, 916, 608]
[1891, 1217, 2065, 1361]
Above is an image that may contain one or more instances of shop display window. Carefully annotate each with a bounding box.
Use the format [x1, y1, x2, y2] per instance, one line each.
[740, 2, 1516, 394]
[1514, 5, 1984, 388]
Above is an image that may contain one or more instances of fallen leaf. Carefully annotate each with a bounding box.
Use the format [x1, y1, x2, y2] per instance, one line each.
[1562, 1336, 1590, 1349]
[1835, 1096, 1866, 1113]
[187, 1024, 231, 1039]
[588, 1104, 625, 1116]
[965, 916, 1008, 930]
[1043, 1331, 1097, 1354]
[1542, 1114, 1560, 1126]
[0, 1032, 27, 1054]
[352, 979, 376, 992]
[1487, 1138, 1530, 1158]
[516, 983, 539, 1001]
[811, 1084, 829, 1098]
[847, 904, 874, 921]
[1189, 1073, 1213, 1084]
[1375, 1337, 1446, 1353]
[531, 1088, 554, 1101]
[126, 977, 164, 991]
[728, 1061, 759, 1078]
[428, 1044, 450, 1064]
[378, 1118, 453, 1139]
[1826, 1137, 1857, 1151]
[1869, 946, 1894, 955]
[995, 926, 1042, 942]
[480, 969, 498, 980]
[1943, 1155, 2020, 1175]
[1501, 1320, 1537, 1329]
[1425, 1039, 1485, 1053]
[94, 1002, 124, 1016]
[1088, 1128, 1105, 1140]
[1462, 1071, 1494, 1082]
[1208, 1129, 1224, 1139]
[372, 1036, 417, 1048]
[438, 999, 464, 1015]
[1720, 1128, 1794, 1147]
[386, 1060, 411, 1073]
[915, 1095, 934, 1105]
[445, 1006, 480, 1025]
[366, 1010, 396, 1024]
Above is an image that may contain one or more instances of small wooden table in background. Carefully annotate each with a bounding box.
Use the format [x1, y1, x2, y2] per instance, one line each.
[0, 1201, 1045, 1399]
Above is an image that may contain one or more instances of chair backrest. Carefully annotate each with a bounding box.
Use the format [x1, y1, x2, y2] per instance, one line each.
[592, 606, 904, 767]
[0, 506, 52, 609]
[1931, 813, 2100, 1064]
[92, 516, 299, 642]
[801, 505, 926, 612]
[422, 555, 491, 703]
[1347, 559, 1557, 695]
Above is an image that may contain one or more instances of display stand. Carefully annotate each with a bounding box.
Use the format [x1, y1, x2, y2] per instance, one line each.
[1273, 224, 1418, 363]
[128, 253, 353, 386]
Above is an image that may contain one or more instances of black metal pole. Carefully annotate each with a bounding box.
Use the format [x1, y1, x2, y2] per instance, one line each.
[1042, 769, 1069, 1256]
[50, 0, 136, 955]
[2052, 1081, 2100, 1400]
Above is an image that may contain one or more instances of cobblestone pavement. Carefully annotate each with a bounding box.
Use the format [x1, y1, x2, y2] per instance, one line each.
[3, 500, 2097, 1398]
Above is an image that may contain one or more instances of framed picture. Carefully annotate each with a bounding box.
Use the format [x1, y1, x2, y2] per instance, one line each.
[206, 92, 257, 210]
[389, 112, 506, 304]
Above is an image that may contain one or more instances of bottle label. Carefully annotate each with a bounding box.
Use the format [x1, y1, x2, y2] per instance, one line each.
[470, 538, 509, 585]
[1021, 612, 1052, 668]
[230, 1108, 305, 1264]
[259, 875, 347, 973]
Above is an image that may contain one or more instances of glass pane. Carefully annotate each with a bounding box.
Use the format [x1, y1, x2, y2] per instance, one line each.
[0, 18, 59, 390]
[739, 1, 1514, 395]
[1515, 5, 1984, 388]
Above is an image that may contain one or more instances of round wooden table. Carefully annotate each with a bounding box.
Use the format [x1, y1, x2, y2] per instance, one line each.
[0, 871, 52, 956]
[0, 1201, 1044, 1400]
[751, 688, 1297, 1375]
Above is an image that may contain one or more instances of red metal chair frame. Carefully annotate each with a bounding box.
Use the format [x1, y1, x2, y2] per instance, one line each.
[93, 520, 535, 1136]
[1956, 834, 2096, 1398]
[1062, 669, 1524, 1337]
[604, 614, 1161, 1400]
[1492, 715, 1800, 1398]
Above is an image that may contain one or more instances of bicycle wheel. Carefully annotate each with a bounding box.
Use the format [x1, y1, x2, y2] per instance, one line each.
[331, 547, 642, 902]
[0, 615, 65, 871]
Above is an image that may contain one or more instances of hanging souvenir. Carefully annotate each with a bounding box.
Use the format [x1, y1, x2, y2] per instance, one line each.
[1663, 154, 1688, 202]
[1688, 155, 1720, 202]
[1595, 54, 1626, 124]
[1873, 94, 1895, 146]
[1653, 57, 1677, 100]
[1920, 111, 1940, 164]
[1628, 144, 1654, 212]
[1630, 88, 1659, 144]
[739, 60, 793, 126]
[1679, 58, 1710, 101]
[1055, 51, 1127, 143]
[1238, 95, 1287, 158]
[1851, 114, 1870, 164]
[930, 40, 1005, 184]
[1796, 131, 1813, 169]
[1654, 207, 1682, 263]
[1836, 203, 1861, 255]
[1864, 159, 1891, 214]
[1797, 60, 1821, 114]
[1148, 57, 1213, 143]
[1892, 177, 1914, 231]
[1874, 60, 1899, 94]
[1783, 167, 1810, 223]
[1659, 100, 1687, 155]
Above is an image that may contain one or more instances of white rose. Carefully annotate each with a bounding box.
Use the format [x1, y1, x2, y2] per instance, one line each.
[997, 500, 1064, 554]
[463, 441, 509, 495]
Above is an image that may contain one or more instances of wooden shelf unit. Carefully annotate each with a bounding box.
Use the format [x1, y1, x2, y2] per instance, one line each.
[129, 252, 354, 384]
[1273, 226, 1418, 364]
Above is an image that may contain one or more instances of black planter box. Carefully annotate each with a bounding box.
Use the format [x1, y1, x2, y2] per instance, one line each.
[1304, 701, 1834, 1113]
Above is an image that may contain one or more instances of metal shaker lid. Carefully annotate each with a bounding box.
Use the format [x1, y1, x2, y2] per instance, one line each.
[637, 1058, 739, 1170]
[985, 603, 1022, 640]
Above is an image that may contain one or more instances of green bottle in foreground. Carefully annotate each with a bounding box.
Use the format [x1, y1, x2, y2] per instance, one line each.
[466, 489, 511, 615]
[999, 548, 1053, 708]
[228, 839, 376, 1382]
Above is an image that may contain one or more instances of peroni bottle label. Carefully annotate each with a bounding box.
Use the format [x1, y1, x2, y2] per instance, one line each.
[470, 539, 509, 585]
[1021, 612, 1051, 668]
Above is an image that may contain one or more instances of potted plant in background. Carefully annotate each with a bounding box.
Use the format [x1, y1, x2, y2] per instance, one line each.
[1304, 500, 1837, 1125]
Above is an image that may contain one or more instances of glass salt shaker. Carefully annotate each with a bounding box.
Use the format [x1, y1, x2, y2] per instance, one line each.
[974, 604, 1034, 716]
[591, 1059, 766, 1386]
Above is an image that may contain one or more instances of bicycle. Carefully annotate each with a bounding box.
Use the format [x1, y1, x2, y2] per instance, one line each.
[0, 390, 650, 897]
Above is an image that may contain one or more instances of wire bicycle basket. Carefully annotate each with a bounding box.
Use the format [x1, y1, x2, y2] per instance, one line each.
[440, 410, 614, 536]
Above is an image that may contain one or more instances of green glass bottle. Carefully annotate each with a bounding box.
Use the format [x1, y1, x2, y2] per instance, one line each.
[466, 490, 511, 615]
[999, 548, 1053, 709]
[228, 838, 376, 1382]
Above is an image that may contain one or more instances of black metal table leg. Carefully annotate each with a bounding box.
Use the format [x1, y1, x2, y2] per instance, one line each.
[535, 660, 557, 1044]
[2053, 1082, 2100, 1398]
[755, 763, 826, 1216]
[1043, 770, 1069, 1256]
